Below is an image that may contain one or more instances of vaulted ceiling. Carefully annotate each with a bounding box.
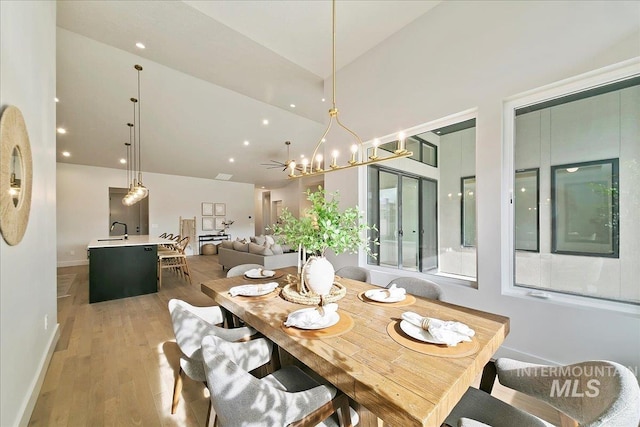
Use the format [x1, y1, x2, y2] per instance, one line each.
[55, 0, 440, 188]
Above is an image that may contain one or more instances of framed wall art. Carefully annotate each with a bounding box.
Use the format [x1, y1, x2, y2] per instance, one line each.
[201, 202, 213, 216]
[202, 216, 214, 231]
[214, 203, 226, 216]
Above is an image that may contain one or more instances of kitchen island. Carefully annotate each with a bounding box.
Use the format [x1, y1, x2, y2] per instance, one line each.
[87, 235, 173, 303]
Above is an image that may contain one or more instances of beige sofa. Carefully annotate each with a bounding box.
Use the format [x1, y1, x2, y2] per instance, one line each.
[217, 247, 298, 270]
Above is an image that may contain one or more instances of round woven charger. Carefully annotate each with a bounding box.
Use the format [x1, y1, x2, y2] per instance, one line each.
[386, 320, 479, 358]
[357, 291, 417, 307]
[281, 282, 346, 305]
[281, 311, 354, 339]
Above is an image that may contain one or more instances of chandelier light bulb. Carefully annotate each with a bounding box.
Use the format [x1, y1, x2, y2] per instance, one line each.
[316, 154, 323, 172]
[349, 144, 358, 165]
[302, 158, 308, 174]
[289, 161, 297, 177]
[331, 150, 339, 168]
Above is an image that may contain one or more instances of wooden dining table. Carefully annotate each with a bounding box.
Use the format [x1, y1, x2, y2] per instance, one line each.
[201, 267, 509, 427]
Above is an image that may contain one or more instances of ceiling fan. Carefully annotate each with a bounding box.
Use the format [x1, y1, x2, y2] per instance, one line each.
[261, 140, 298, 171]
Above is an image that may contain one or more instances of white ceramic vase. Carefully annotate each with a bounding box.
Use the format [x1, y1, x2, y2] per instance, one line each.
[303, 256, 335, 296]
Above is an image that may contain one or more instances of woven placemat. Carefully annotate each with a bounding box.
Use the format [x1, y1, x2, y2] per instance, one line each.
[281, 311, 354, 339]
[232, 288, 281, 301]
[386, 320, 479, 358]
[357, 291, 416, 307]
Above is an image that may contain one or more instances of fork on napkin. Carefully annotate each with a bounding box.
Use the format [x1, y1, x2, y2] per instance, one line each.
[402, 311, 475, 346]
[229, 282, 278, 297]
[284, 303, 338, 329]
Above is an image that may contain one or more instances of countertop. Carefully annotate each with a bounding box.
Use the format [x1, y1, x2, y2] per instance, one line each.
[87, 235, 174, 249]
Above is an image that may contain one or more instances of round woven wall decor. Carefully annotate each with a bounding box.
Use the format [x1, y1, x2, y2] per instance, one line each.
[0, 106, 33, 246]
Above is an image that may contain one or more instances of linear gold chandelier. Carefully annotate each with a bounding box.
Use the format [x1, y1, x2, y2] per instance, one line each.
[287, 0, 412, 179]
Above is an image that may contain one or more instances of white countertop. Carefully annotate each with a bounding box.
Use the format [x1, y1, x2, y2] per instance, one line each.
[88, 235, 174, 249]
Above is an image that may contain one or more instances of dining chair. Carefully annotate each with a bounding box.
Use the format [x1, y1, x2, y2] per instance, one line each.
[158, 236, 191, 288]
[201, 334, 358, 427]
[167, 299, 273, 417]
[386, 277, 442, 300]
[226, 263, 264, 278]
[444, 358, 640, 427]
[335, 266, 370, 283]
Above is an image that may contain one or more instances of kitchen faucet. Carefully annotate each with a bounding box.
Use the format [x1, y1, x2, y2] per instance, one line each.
[110, 221, 128, 239]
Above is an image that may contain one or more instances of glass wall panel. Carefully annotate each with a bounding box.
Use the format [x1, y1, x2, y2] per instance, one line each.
[421, 178, 438, 271]
[401, 176, 419, 270]
[515, 169, 539, 251]
[379, 171, 398, 267]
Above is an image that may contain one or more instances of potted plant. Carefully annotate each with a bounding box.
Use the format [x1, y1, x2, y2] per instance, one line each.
[270, 186, 376, 296]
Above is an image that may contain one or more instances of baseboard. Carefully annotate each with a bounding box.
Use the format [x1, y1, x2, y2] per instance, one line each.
[17, 324, 60, 427]
[57, 259, 88, 268]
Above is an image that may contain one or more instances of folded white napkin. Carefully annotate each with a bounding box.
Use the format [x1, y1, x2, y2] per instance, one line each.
[402, 311, 475, 346]
[229, 282, 278, 297]
[284, 303, 338, 329]
[366, 284, 406, 301]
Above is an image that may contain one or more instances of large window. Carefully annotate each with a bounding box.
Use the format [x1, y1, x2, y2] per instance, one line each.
[510, 73, 639, 305]
[368, 117, 477, 282]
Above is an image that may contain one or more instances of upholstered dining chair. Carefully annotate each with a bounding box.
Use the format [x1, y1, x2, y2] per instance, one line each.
[201, 334, 359, 427]
[167, 299, 272, 417]
[386, 277, 442, 300]
[158, 236, 191, 287]
[227, 263, 264, 278]
[444, 358, 640, 427]
[335, 266, 370, 283]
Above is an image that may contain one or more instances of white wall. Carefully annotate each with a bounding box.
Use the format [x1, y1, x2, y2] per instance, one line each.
[57, 163, 255, 264]
[0, 2, 58, 426]
[327, 0, 640, 370]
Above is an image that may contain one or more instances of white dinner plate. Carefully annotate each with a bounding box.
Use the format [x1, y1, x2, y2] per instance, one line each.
[399, 320, 447, 344]
[364, 288, 406, 303]
[285, 307, 340, 330]
[244, 269, 276, 279]
[229, 284, 277, 297]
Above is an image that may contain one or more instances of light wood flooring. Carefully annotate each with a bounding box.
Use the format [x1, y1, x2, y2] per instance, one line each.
[29, 255, 567, 426]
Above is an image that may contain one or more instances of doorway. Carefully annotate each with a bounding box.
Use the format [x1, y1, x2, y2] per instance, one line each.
[108, 187, 149, 236]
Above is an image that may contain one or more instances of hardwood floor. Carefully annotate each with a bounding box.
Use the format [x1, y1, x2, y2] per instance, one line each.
[30, 255, 566, 426]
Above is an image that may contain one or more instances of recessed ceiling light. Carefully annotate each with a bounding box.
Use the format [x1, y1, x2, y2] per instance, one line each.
[62, 151, 70, 157]
[321, 98, 326, 102]
[290, 104, 296, 108]
[243, 140, 249, 146]
[136, 42, 146, 49]
[229, 158, 235, 162]
[300, 154, 305, 158]
[55, 97, 59, 103]
[261, 186, 265, 189]
[321, 138, 326, 143]
[120, 158, 127, 164]
[57, 127, 67, 134]
[262, 119, 269, 125]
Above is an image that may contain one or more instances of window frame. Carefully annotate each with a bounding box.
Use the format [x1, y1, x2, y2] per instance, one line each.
[502, 58, 640, 315]
[360, 108, 479, 288]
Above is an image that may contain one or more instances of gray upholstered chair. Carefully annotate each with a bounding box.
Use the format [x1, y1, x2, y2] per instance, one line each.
[202, 334, 359, 427]
[226, 263, 265, 278]
[386, 277, 442, 300]
[168, 299, 271, 417]
[445, 358, 640, 427]
[335, 266, 370, 283]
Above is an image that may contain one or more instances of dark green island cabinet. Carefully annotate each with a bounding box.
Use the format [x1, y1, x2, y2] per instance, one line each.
[87, 236, 170, 303]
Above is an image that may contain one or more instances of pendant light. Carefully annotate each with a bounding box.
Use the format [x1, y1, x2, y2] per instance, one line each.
[121, 64, 148, 205]
[132, 64, 148, 200]
[287, 0, 412, 179]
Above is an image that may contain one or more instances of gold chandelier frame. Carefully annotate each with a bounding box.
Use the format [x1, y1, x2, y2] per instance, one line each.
[287, 0, 412, 179]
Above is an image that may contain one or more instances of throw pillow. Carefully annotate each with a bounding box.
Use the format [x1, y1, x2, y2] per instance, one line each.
[265, 235, 276, 246]
[233, 240, 249, 252]
[251, 235, 266, 246]
[249, 242, 273, 256]
[220, 240, 234, 249]
[270, 243, 284, 255]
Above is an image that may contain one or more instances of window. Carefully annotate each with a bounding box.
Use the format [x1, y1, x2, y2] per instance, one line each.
[509, 72, 639, 305]
[368, 116, 476, 282]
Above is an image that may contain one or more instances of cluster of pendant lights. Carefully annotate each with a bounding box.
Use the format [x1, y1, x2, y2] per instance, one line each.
[122, 64, 148, 206]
